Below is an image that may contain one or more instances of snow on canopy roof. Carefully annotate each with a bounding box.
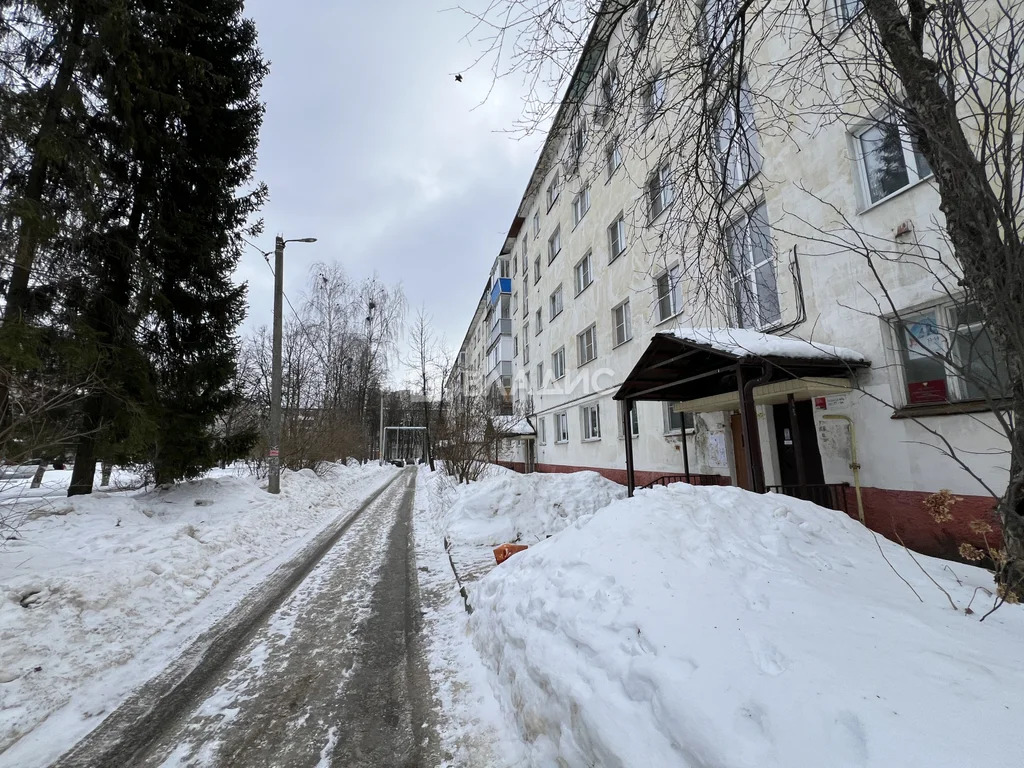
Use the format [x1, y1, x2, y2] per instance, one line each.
[491, 415, 536, 436]
[667, 327, 867, 364]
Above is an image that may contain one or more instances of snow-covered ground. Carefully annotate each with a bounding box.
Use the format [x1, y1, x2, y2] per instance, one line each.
[465, 481, 1024, 767]
[0, 461, 397, 767]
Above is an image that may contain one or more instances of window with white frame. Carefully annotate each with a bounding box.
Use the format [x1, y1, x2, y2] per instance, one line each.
[548, 227, 561, 263]
[552, 346, 566, 379]
[636, 0, 657, 44]
[499, 258, 511, 278]
[533, 211, 540, 238]
[606, 138, 622, 179]
[535, 307, 542, 335]
[523, 322, 530, 362]
[612, 299, 632, 346]
[581, 402, 601, 440]
[513, 247, 519, 276]
[618, 400, 639, 438]
[645, 72, 666, 119]
[601, 68, 619, 112]
[647, 163, 673, 220]
[834, 0, 863, 26]
[663, 402, 695, 433]
[727, 201, 780, 329]
[523, 286, 529, 315]
[547, 170, 560, 209]
[512, 292, 518, 315]
[608, 214, 627, 262]
[538, 416, 546, 444]
[522, 241, 529, 272]
[575, 251, 594, 295]
[536, 361, 544, 388]
[718, 79, 761, 190]
[895, 301, 1009, 406]
[549, 284, 563, 320]
[555, 411, 569, 443]
[572, 186, 590, 226]
[578, 324, 597, 365]
[655, 265, 682, 322]
[855, 116, 932, 205]
[570, 117, 586, 165]
[533, 255, 541, 284]
[513, 333, 519, 357]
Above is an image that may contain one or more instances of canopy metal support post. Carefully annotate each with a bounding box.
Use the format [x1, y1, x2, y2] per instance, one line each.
[623, 398, 636, 497]
[681, 411, 691, 481]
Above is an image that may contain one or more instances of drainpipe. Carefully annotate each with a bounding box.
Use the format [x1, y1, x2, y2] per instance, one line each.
[823, 414, 864, 524]
[738, 364, 773, 494]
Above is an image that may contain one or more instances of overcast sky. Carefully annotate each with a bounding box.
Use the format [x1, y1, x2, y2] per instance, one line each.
[238, 0, 543, 376]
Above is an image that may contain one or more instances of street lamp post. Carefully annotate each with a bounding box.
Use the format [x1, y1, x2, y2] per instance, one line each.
[268, 234, 317, 495]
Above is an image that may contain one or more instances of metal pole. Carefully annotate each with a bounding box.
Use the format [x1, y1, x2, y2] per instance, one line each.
[268, 235, 285, 494]
[378, 391, 385, 465]
[622, 399, 636, 497]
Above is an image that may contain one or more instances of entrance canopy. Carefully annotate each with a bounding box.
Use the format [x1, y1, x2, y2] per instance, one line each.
[613, 328, 868, 404]
[613, 328, 869, 497]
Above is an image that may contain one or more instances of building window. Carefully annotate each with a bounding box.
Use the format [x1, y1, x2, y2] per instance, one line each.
[522, 241, 529, 273]
[555, 411, 569, 443]
[538, 416, 546, 445]
[834, 0, 863, 26]
[512, 292, 519, 315]
[547, 170, 560, 209]
[578, 324, 597, 365]
[552, 346, 566, 380]
[549, 284, 564, 320]
[548, 226, 561, 263]
[570, 117, 586, 167]
[896, 301, 1009, 406]
[533, 211, 540, 238]
[618, 400, 639, 438]
[534, 255, 541, 284]
[647, 163, 673, 220]
[581, 402, 602, 440]
[606, 138, 622, 180]
[535, 307, 542, 335]
[636, 0, 657, 44]
[601, 68, 619, 112]
[612, 300, 632, 346]
[855, 116, 932, 205]
[523, 321, 530, 362]
[536, 361, 544, 387]
[523, 286, 529, 315]
[572, 186, 590, 227]
[575, 251, 594, 295]
[703, 0, 736, 52]
[608, 214, 627, 262]
[727, 201, 780, 329]
[644, 72, 665, 119]
[718, 79, 761, 190]
[664, 402, 695, 434]
[499, 258, 511, 278]
[655, 265, 681, 322]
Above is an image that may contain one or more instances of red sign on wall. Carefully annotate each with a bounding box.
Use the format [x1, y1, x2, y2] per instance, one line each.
[908, 379, 948, 404]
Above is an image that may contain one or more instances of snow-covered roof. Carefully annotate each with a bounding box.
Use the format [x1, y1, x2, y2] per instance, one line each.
[666, 327, 867, 363]
[491, 415, 536, 436]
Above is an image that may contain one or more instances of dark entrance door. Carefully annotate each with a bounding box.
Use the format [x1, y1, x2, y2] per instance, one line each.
[729, 413, 750, 490]
[772, 399, 825, 488]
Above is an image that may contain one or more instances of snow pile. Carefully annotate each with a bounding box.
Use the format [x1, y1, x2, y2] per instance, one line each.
[470, 482, 1024, 767]
[434, 469, 626, 548]
[667, 327, 866, 363]
[0, 462, 396, 764]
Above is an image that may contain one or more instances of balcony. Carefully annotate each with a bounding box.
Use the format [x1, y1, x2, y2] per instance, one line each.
[489, 317, 512, 347]
[489, 277, 512, 304]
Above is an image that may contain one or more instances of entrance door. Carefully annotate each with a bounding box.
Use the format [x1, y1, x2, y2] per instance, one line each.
[772, 400, 825, 488]
[524, 439, 535, 473]
[729, 413, 750, 490]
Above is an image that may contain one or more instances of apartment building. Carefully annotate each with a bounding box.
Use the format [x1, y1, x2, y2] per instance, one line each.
[449, 0, 1010, 560]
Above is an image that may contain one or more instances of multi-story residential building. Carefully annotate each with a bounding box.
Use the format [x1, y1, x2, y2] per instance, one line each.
[448, 0, 1010, 561]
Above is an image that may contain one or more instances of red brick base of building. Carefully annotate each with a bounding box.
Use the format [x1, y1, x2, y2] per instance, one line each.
[494, 461, 1000, 564]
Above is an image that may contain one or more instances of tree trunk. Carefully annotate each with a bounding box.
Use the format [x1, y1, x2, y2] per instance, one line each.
[68, 393, 104, 496]
[864, 0, 1024, 595]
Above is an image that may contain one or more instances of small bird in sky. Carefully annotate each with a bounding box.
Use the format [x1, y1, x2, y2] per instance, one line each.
[455, 73, 463, 82]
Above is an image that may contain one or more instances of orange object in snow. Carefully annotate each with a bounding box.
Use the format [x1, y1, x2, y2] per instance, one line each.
[493, 543, 528, 564]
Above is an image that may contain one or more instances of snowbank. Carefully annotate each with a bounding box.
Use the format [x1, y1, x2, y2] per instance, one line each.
[471, 482, 1024, 767]
[431, 469, 626, 548]
[0, 462, 396, 764]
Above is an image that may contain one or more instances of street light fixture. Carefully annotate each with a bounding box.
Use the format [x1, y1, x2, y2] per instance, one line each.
[268, 235, 317, 495]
